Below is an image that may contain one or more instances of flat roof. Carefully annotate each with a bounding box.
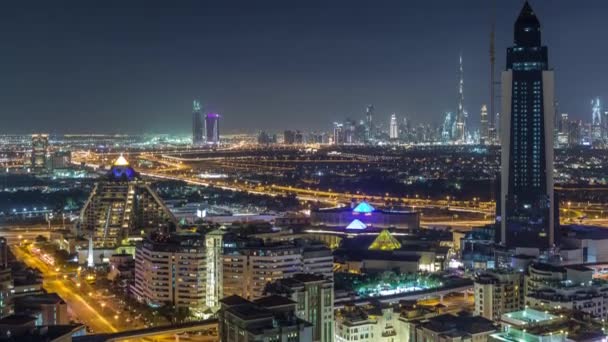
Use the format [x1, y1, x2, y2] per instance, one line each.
[502, 308, 557, 326]
[563, 225, 608, 240]
[253, 295, 296, 308]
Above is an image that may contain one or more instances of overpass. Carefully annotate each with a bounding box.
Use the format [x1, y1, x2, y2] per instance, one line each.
[73, 319, 218, 342]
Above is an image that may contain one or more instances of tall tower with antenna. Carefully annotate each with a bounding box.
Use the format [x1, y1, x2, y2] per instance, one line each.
[489, 2, 497, 144]
[455, 53, 466, 142]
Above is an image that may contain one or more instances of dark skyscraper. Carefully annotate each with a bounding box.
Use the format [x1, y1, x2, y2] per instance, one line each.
[192, 100, 204, 145]
[499, 2, 556, 249]
[205, 113, 220, 145]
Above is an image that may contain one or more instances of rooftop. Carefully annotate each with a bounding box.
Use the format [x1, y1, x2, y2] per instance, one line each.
[423, 313, 496, 335]
[563, 225, 608, 240]
[253, 295, 296, 308]
[219, 295, 250, 307]
[0, 314, 36, 326]
[502, 308, 558, 326]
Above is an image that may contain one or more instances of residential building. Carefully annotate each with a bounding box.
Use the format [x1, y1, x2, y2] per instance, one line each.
[474, 270, 524, 321]
[525, 263, 608, 320]
[301, 243, 333, 281]
[335, 303, 398, 342]
[265, 274, 334, 342]
[223, 242, 302, 300]
[132, 232, 206, 314]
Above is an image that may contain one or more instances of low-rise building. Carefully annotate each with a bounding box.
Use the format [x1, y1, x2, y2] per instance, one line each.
[474, 270, 524, 321]
[218, 295, 313, 342]
[335, 303, 398, 342]
[525, 264, 608, 320]
[13, 293, 69, 326]
[490, 308, 606, 342]
[264, 274, 333, 342]
[311, 201, 420, 231]
[414, 313, 497, 342]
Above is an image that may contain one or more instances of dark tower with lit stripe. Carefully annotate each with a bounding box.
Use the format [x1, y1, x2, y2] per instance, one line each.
[499, 2, 556, 249]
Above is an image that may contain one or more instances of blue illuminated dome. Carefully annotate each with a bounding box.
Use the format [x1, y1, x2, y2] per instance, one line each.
[108, 155, 138, 181]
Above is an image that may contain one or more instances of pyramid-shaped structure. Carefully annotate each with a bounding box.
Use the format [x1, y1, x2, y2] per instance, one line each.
[368, 229, 402, 251]
[353, 201, 375, 213]
[346, 219, 367, 230]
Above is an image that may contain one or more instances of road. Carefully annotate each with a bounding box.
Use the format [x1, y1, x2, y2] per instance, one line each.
[11, 246, 120, 333]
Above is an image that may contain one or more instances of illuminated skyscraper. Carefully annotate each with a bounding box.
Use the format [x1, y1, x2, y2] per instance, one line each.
[192, 100, 204, 145]
[333, 122, 344, 145]
[365, 105, 374, 140]
[442, 112, 455, 143]
[591, 98, 602, 142]
[480, 104, 489, 144]
[454, 54, 466, 143]
[499, 1, 556, 249]
[389, 113, 398, 140]
[205, 113, 220, 145]
[31, 134, 49, 170]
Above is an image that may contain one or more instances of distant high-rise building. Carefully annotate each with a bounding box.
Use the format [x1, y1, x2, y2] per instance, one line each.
[49, 151, 71, 170]
[257, 131, 276, 145]
[284, 130, 296, 144]
[192, 100, 204, 145]
[560, 113, 569, 133]
[80, 155, 177, 248]
[205, 113, 220, 145]
[495, 112, 501, 139]
[442, 112, 455, 143]
[365, 105, 374, 140]
[604, 110, 608, 140]
[499, 1, 556, 249]
[389, 113, 398, 140]
[592, 98, 602, 142]
[31, 134, 49, 170]
[556, 113, 570, 147]
[454, 54, 466, 143]
[480, 104, 489, 144]
[333, 122, 344, 145]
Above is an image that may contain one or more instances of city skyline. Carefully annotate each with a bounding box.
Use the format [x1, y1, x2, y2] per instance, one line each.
[0, 0, 607, 134]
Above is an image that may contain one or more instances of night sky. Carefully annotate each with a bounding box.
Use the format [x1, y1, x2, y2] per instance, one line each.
[0, 0, 606, 134]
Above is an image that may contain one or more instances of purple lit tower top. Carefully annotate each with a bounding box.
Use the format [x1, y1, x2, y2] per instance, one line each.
[205, 113, 220, 145]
